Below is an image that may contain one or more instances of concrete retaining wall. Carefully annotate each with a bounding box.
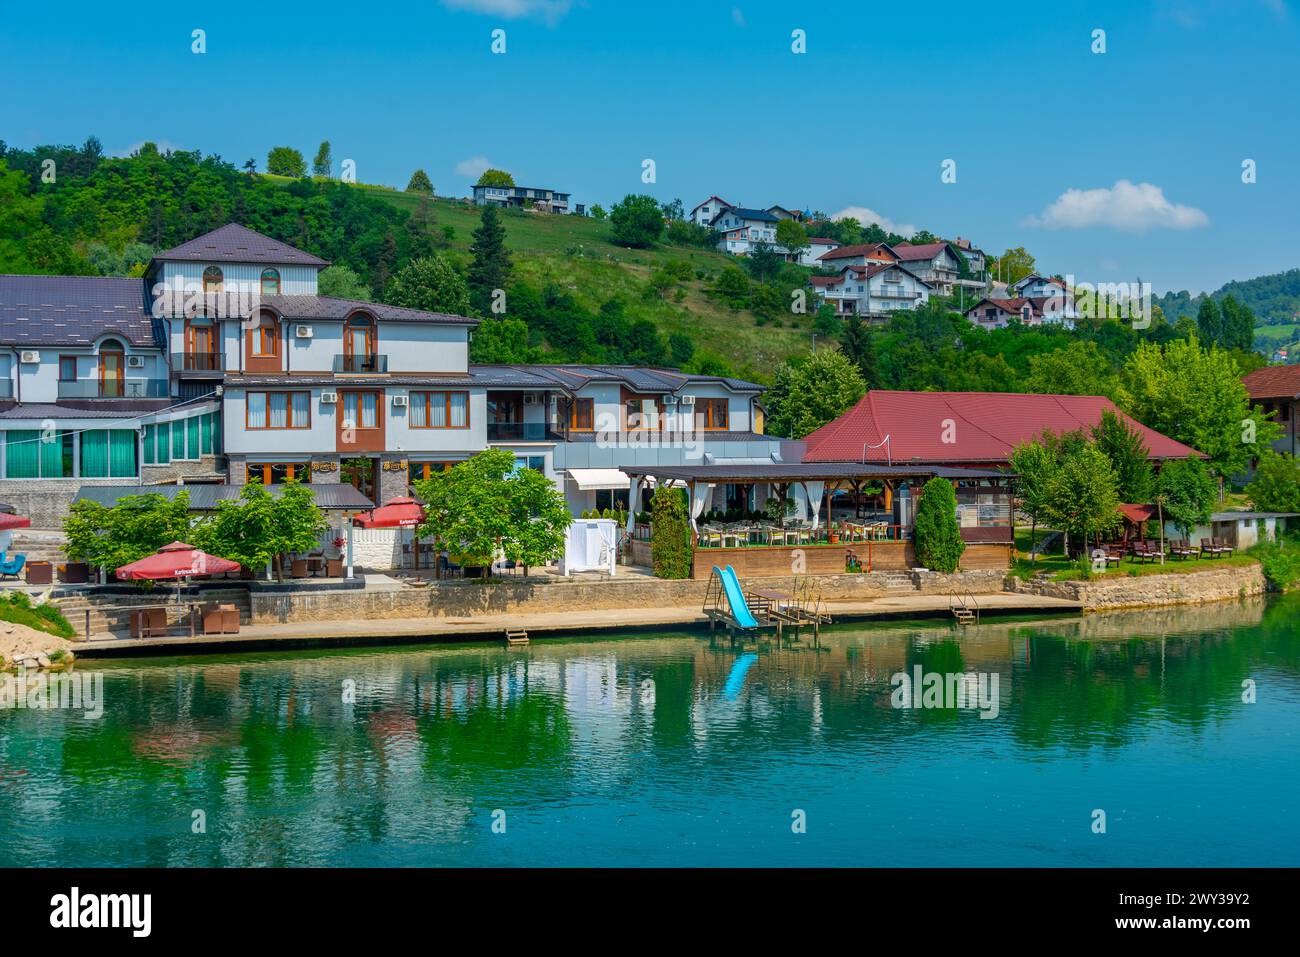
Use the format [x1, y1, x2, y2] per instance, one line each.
[1008, 563, 1267, 610]
[249, 568, 1011, 625]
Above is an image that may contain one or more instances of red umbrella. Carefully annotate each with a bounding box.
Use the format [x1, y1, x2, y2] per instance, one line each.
[115, 541, 241, 581]
[0, 513, 31, 531]
[353, 497, 424, 529]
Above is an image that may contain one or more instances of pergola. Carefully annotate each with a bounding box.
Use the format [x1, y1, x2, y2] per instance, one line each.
[618, 462, 1013, 533]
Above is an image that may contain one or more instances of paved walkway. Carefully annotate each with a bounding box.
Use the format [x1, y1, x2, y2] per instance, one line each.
[71, 592, 1082, 657]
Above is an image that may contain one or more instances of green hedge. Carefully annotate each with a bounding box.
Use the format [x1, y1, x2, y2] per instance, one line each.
[650, 485, 692, 579]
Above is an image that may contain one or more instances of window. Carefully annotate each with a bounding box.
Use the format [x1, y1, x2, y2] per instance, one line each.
[409, 461, 457, 483]
[252, 314, 278, 357]
[342, 390, 379, 430]
[59, 356, 77, 381]
[79, 430, 138, 478]
[246, 462, 310, 485]
[202, 266, 223, 293]
[624, 396, 661, 430]
[595, 489, 629, 512]
[247, 391, 311, 429]
[185, 316, 216, 367]
[409, 391, 469, 429]
[343, 313, 375, 369]
[568, 398, 594, 431]
[698, 398, 729, 430]
[3, 430, 72, 479]
[513, 455, 545, 473]
[260, 268, 280, 296]
[143, 422, 171, 465]
[99, 341, 125, 397]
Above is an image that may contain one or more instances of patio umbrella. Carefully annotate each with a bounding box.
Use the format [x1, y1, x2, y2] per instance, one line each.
[353, 496, 426, 570]
[115, 542, 241, 600]
[352, 496, 424, 529]
[0, 513, 31, 532]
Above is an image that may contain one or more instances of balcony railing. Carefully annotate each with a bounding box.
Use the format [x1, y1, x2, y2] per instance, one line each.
[487, 422, 563, 442]
[174, 352, 225, 373]
[333, 354, 388, 374]
[58, 378, 169, 399]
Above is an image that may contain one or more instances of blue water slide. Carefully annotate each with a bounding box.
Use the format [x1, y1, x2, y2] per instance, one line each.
[713, 564, 760, 629]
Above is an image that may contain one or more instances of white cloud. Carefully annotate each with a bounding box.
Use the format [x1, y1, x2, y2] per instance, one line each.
[442, 0, 573, 24]
[1024, 180, 1208, 232]
[731, 7, 747, 27]
[829, 205, 917, 238]
[454, 156, 494, 180]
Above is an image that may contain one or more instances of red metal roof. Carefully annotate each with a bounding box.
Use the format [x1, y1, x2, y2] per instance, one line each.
[1243, 364, 1300, 400]
[801, 390, 1204, 464]
[891, 241, 952, 261]
[818, 243, 896, 262]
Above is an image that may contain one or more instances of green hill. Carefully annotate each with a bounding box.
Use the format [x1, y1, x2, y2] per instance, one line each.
[0, 139, 812, 382]
[1155, 268, 1300, 327]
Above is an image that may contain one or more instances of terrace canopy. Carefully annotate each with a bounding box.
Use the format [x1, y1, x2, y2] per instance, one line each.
[618, 462, 1011, 533]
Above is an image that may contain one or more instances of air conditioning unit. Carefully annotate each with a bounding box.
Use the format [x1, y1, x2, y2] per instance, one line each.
[522, 393, 537, 405]
[320, 391, 338, 403]
[294, 324, 313, 338]
[679, 394, 697, 406]
[390, 394, 409, 408]
[662, 394, 678, 404]
[127, 355, 146, 368]
[19, 350, 39, 364]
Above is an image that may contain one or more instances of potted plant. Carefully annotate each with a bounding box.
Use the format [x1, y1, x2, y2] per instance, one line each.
[828, 522, 841, 545]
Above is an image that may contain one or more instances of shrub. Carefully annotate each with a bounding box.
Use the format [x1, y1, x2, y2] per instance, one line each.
[1251, 536, 1300, 590]
[650, 485, 692, 579]
[913, 478, 965, 573]
[0, 592, 74, 639]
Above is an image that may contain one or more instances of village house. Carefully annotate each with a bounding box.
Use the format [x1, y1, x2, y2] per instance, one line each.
[0, 224, 783, 527]
[688, 195, 732, 227]
[889, 241, 964, 296]
[710, 206, 780, 255]
[472, 183, 572, 214]
[796, 237, 841, 266]
[815, 243, 898, 270]
[810, 263, 932, 320]
[1243, 364, 1300, 458]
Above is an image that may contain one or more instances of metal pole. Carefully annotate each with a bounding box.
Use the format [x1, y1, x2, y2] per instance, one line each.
[346, 519, 355, 580]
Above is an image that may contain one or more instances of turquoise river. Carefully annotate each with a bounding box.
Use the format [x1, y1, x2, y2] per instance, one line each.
[2, 595, 1298, 867]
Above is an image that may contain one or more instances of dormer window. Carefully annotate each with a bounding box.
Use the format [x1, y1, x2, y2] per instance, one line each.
[202, 266, 223, 293]
[260, 268, 280, 296]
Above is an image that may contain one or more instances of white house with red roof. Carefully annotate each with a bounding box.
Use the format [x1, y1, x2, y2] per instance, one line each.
[964, 294, 1077, 330]
[815, 243, 898, 270]
[810, 263, 932, 320]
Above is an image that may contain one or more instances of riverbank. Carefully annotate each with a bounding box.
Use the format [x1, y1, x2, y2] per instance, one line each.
[1008, 561, 1267, 610]
[71, 591, 1083, 658]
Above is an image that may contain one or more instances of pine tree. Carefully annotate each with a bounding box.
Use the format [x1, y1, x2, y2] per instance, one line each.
[839, 315, 878, 388]
[467, 204, 512, 317]
[406, 169, 434, 193]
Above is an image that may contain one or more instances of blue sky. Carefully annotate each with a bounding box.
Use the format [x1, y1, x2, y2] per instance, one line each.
[2, 0, 1298, 294]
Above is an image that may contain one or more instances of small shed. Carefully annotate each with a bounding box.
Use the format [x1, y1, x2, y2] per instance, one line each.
[1166, 511, 1300, 549]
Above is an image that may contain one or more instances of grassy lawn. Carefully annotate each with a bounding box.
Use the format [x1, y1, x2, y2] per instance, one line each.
[1009, 526, 1260, 581]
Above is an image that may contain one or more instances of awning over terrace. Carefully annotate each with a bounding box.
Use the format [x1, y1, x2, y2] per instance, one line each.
[566, 468, 632, 491]
[618, 463, 1013, 533]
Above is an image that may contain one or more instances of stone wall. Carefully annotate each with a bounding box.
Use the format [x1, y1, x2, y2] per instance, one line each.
[1007, 563, 1267, 610]
[248, 567, 1009, 625]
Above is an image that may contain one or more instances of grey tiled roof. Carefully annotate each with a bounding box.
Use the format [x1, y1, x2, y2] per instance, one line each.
[477, 365, 765, 394]
[0, 275, 159, 347]
[224, 366, 766, 394]
[75, 483, 373, 510]
[262, 295, 478, 326]
[152, 224, 329, 267]
[0, 401, 173, 420]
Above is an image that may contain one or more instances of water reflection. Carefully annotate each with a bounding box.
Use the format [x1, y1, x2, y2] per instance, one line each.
[2, 595, 1298, 867]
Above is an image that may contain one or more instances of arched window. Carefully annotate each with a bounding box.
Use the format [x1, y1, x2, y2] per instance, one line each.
[260, 268, 280, 296]
[98, 339, 125, 398]
[202, 266, 223, 293]
[252, 313, 278, 357]
[343, 313, 375, 372]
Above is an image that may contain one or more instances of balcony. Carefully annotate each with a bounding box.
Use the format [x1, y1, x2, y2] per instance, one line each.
[487, 422, 562, 442]
[333, 354, 388, 374]
[58, 378, 169, 399]
[174, 352, 226, 375]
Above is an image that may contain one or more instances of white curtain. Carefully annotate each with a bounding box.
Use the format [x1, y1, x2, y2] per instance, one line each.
[626, 478, 644, 532]
[805, 481, 827, 529]
[689, 482, 712, 532]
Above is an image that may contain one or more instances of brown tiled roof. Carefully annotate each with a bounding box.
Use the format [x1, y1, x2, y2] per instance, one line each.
[892, 241, 954, 261]
[0, 274, 159, 347]
[1243, 364, 1300, 400]
[818, 243, 896, 262]
[152, 224, 330, 267]
[260, 295, 477, 326]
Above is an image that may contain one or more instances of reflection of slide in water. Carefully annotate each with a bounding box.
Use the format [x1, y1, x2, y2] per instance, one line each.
[723, 653, 759, 701]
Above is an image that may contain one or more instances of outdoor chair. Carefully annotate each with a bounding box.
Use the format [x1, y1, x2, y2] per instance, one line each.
[1213, 536, 1235, 557]
[1199, 538, 1219, 558]
[0, 553, 26, 580]
[290, 558, 310, 579]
